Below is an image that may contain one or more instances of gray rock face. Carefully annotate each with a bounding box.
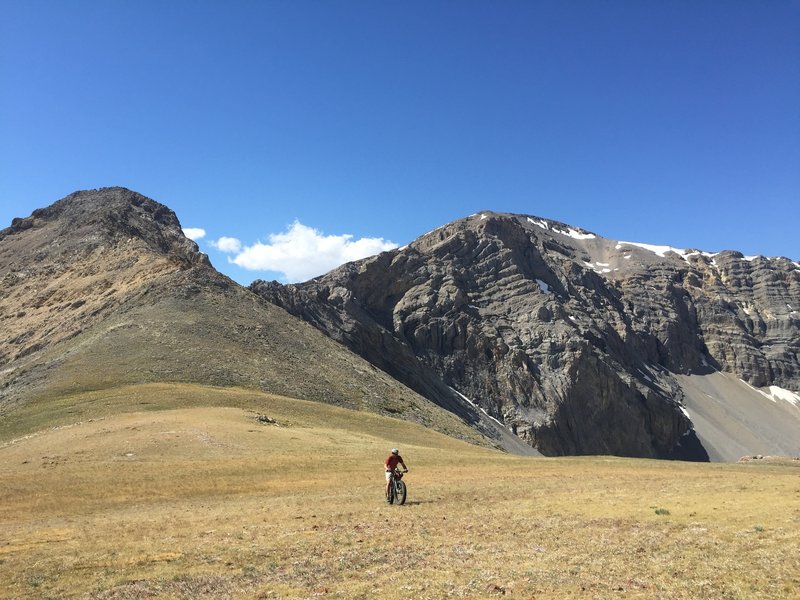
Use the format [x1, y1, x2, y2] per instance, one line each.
[252, 212, 800, 459]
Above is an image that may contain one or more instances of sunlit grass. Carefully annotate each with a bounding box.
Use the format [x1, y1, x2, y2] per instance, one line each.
[1, 384, 798, 599]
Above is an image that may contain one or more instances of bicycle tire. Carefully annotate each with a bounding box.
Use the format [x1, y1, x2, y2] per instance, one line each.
[394, 479, 407, 505]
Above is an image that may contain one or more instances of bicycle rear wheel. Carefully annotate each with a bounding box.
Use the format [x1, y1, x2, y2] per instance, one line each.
[394, 479, 406, 505]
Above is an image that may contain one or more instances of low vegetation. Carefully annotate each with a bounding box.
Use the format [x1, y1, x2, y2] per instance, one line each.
[1, 384, 798, 598]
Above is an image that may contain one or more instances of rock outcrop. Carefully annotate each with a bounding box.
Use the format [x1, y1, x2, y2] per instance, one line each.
[253, 211, 800, 459]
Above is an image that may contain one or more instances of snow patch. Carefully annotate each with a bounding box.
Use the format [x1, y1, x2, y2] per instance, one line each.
[528, 217, 549, 231]
[739, 380, 800, 407]
[684, 250, 717, 259]
[480, 214, 488, 220]
[617, 241, 688, 259]
[536, 279, 551, 294]
[526, 217, 595, 239]
[680, 407, 691, 420]
[766, 386, 800, 407]
[617, 241, 720, 262]
[583, 261, 612, 275]
[565, 228, 596, 240]
[450, 387, 506, 427]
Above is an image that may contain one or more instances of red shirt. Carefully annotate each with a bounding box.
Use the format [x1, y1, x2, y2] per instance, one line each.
[385, 454, 404, 471]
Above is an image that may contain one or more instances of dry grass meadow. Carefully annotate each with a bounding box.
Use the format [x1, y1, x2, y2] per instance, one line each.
[1, 384, 798, 599]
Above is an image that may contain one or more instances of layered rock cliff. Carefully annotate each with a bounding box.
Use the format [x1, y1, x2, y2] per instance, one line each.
[252, 212, 800, 459]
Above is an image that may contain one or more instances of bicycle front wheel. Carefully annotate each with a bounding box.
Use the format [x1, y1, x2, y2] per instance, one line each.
[394, 479, 406, 505]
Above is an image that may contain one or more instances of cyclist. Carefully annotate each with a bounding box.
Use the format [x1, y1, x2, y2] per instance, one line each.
[384, 448, 408, 501]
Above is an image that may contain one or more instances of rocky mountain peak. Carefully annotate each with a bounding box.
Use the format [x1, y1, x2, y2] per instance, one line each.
[0, 188, 214, 373]
[254, 210, 800, 460]
[411, 211, 595, 254]
[1, 187, 208, 269]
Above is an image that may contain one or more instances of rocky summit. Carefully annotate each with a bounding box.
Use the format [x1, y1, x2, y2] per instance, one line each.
[253, 211, 800, 461]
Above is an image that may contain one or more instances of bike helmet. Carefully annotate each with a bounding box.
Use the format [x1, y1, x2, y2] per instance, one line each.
[391, 448, 399, 455]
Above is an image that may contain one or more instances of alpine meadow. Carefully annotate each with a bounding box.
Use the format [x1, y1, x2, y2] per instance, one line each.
[1, 188, 798, 599]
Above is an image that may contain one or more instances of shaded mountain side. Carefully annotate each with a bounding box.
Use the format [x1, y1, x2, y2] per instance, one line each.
[253, 211, 800, 460]
[0, 188, 497, 450]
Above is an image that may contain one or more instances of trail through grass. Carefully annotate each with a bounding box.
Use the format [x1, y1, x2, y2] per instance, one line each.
[1, 384, 798, 599]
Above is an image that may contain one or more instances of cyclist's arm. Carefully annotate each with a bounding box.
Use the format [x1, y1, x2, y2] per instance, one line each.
[400, 461, 408, 471]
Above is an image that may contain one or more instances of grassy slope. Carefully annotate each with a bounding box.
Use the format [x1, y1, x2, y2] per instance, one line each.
[1, 384, 799, 599]
[2, 267, 495, 451]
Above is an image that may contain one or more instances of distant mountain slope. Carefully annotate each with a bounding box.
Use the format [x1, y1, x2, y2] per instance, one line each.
[0, 188, 500, 450]
[253, 211, 800, 460]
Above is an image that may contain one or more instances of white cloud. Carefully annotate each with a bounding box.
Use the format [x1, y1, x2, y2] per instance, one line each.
[210, 236, 243, 254]
[183, 227, 206, 241]
[230, 220, 398, 282]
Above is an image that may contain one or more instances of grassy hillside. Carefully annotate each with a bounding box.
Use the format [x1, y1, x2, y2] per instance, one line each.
[1, 384, 798, 599]
[5, 286, 492, 446]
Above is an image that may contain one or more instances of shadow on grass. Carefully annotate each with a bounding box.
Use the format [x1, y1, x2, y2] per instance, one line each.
[400, 499, 438, 506]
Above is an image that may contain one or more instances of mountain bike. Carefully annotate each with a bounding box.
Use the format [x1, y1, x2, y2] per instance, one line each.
[386, 469, 407, 505]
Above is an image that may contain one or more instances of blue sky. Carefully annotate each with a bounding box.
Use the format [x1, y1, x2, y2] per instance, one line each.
[2, 1, 798, 284]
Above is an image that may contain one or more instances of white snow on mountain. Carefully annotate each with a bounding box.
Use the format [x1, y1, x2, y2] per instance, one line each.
[740, 379, 800, 407]
[527, 217, 595, 240]
[616, 241, 688, 258]
[616, 241, 723, 262]
[565, 228, 596, 240]
[766, 386, 800, 407]
[450, 387, 506, 427]
[583, 261, 612, 274]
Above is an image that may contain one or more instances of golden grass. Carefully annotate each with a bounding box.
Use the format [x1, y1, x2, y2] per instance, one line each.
[1, 384, 798, 599]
